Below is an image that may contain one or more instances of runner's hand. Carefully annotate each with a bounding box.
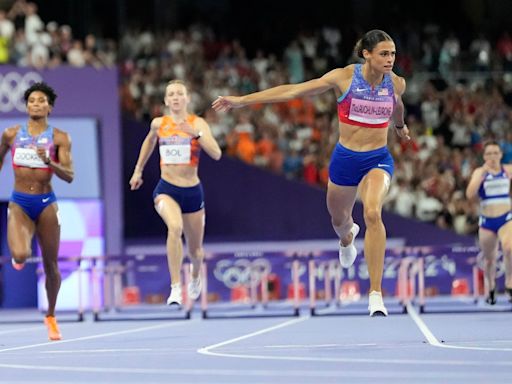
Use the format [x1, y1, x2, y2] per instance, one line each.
[212, 96, 244, 112]
[395, 124, 410, 141]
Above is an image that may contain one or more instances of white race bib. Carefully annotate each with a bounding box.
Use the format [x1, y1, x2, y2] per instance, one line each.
[483, 178, 510, 197]
[159, 144, 191, 164]
[13, 147, 49, 168]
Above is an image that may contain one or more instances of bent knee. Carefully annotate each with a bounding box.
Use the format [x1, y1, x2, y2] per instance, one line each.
[363, 207, 382, 226]
[166, 224, 183, 238]
[188, 247, 204, 260]
[43, 261, 60, 274]
[10, 250, 30, 264]
[331, 213, 352, 228]
[502, 242, 512, 256]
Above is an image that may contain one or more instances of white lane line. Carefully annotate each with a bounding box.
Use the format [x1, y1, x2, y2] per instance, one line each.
[0, 320, 197, 353]
[0, 363, 508, 379]
[195, 349, 512, 366]
[0, 326, 42, 335]
[198, 309, 512, 365]
[405, 302, 443, 347]
[197, 314, 512, 365]
[264, 343, 377, 349]
[197, 316, 308, 355]
[406, 302, 512, 352]
[39, 348, 155, 354]
[457, 340, 512, 345]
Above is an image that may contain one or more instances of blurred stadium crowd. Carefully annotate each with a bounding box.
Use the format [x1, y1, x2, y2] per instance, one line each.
[2, 0, 512, 236]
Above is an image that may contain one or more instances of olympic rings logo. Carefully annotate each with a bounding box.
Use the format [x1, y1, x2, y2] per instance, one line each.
[0, 71, 43, 112]
[213, 258, 272, 289]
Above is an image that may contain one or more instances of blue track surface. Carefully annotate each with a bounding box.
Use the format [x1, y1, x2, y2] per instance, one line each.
[1, 298, 511, 383]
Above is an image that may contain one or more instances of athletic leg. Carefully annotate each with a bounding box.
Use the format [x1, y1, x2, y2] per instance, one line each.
[7, 202, 35, 268]
[35, 202, 62, 340]
[358, 169, 391, 316]
[183, 208, 205, 300]
[479, 227, 499, 304]
[498, 220, 512, 302]
[326, 180, 358, 267]
[155, 195, 184, 305]
[359, 169, 390, 292]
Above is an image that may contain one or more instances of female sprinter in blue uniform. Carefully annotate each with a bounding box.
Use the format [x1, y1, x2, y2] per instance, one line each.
[130, 80, 222, 306]
[466, 141, 512, 304]
[0, 82, 74, 339]
[212, 30, 409, 316]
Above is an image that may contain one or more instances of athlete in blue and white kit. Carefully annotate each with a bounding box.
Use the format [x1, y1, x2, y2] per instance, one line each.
[466, 141, 512, 304]
[213, 30, 409, 316]
[0, 82, 74, 339]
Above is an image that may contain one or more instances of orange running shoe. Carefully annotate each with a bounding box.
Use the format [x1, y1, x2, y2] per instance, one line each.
[11, 258, 25, 271]
[44, 316, 62, 341]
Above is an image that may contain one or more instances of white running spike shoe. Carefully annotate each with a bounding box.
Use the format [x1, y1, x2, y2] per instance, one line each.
[166, 283, 183, 306]
[188, 277, 201, 301]
[338, 223, 360, 268]
[368, 291, 388, 317]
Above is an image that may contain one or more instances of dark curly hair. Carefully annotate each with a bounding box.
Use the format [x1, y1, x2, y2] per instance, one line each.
[23, 82, 58, 106]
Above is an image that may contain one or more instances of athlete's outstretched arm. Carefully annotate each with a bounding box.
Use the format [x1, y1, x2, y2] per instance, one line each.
[129, 117, 160, 190]
[212, 68, 345, 112]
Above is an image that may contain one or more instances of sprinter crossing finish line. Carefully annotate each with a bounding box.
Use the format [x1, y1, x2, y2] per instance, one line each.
[213, 29, 410, 316]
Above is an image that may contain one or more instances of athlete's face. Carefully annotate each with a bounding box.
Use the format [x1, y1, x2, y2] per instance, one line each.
[26, 91, 52, 118]
[164, 83, 189, 112]
[483, 144, 502, 167]
[364, 40, 396, 73]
